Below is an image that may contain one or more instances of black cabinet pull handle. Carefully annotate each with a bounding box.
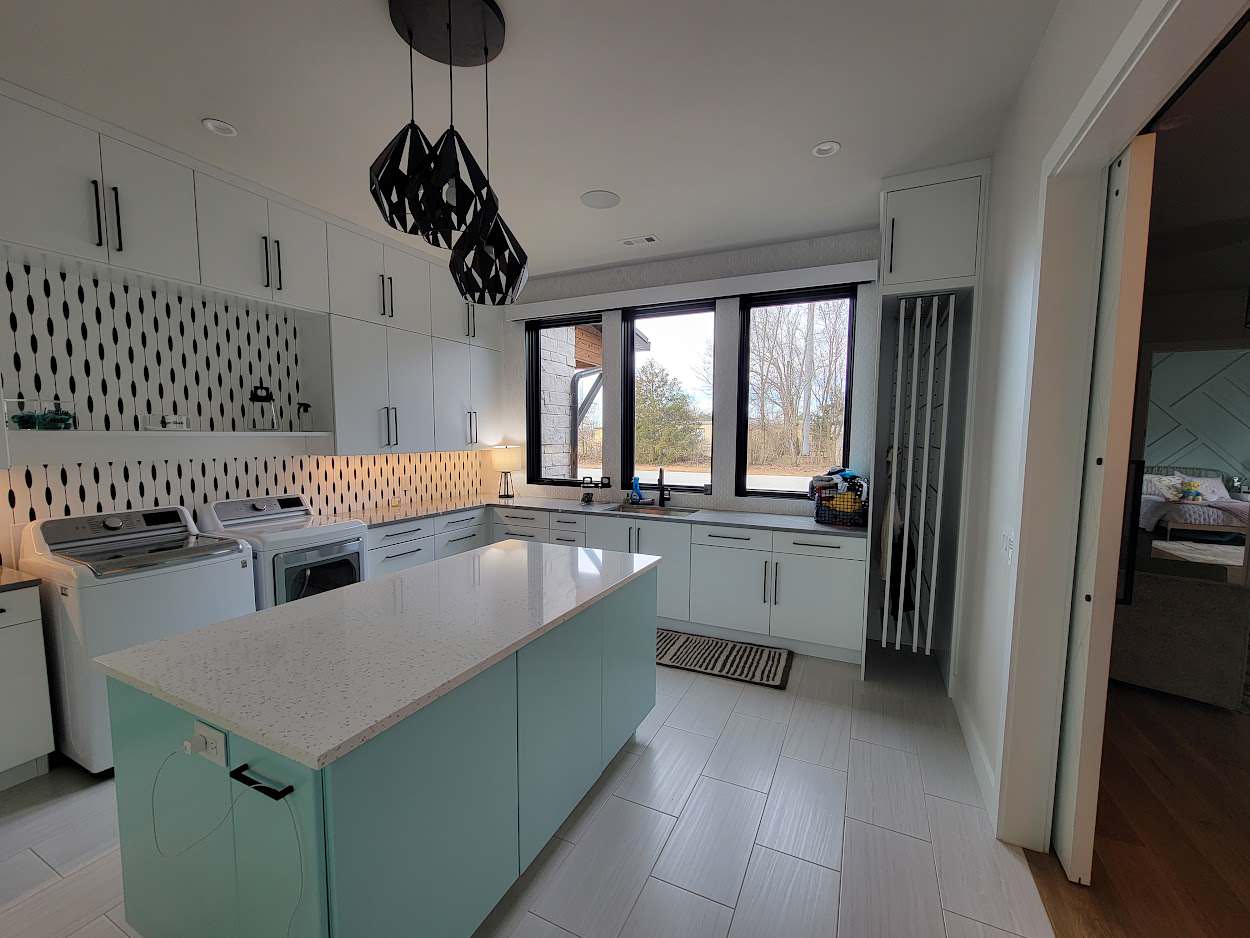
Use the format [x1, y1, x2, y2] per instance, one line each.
[229, 763, 294, 801]
[888, 217, 896, 274]
[91, 180, 104, 247]
[262, 236, 270, 288]
[384, 546, 424, 561]
[379, 273, 387, 317]
[388, 276, 395, 318]
[508, 531, 535, 538]
[447, 532, 477, 544]
[554, 519, 578, 525]
[111, 187, 123, 252]
[708, 533, 750, 541]
[445, 517, 472, 525]
[391, 405, 399, 447]
[791, 541, 840, 549]
[383, 528, 424, 539]
[470, 303, 476, 337]
[773, 560, 780, 605]
[274, 239, 283, 290]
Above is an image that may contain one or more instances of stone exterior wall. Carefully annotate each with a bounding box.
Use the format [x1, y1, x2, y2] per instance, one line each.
[539, 326, 577, 478]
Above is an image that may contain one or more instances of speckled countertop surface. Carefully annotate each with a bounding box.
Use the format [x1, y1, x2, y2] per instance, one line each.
[0, 566, 40, 592]
[329, 495, 868, 538]
[95, 541, 660, 769]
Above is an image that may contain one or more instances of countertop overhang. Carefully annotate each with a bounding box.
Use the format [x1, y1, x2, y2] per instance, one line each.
[95, 541, 660, 769]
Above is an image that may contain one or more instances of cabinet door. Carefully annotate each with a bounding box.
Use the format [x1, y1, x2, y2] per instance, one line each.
[384, 246, 432, 335]
[386, 328, 435, 452]
[430, 266, 470, 341]
[633, 520, 692, 621]
[432, 336, 473, 450]
[330, 316, 391, 455]
[268, 201, 329, 312]
[435, 526, 485, 558]
[601, 570, 658, 764]
[517, 604, 604, 867]
[884, 176, 981, 285]
[328, 225, 386, 322]
[366, 537, 434, 579]
[196, 172, 272, 301]
[0, 95, 107, 262]
[586, 515, 633, 552]
[469, 303, 503, 351]
[469, 345, 502, 446]
[770, 554, 865, 650]
[689, 544, 771, 634]
[0, 618, 53, 770]
[99, 136, 199, 283]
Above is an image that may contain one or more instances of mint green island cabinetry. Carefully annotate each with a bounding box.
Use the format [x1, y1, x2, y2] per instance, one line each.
[98, 541, 658, 938]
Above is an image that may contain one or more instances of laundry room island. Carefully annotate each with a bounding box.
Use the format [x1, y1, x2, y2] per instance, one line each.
[95, 539, 659, 938]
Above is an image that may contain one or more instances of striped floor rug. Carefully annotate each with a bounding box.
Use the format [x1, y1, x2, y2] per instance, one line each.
[656, 629, 792, 689]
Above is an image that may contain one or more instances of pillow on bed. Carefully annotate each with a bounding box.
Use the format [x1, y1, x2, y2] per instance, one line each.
[1182, 474, 1230, 502]
[1143, 474, 1185, 500]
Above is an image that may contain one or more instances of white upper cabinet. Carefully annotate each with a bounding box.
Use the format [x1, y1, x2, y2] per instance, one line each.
[267, 201, 329, 312]
[469, 345, 502, 446]
[430, 267, 471, 342]
[328, 225, 387, 323]
[469, 303, 503, 351]
[432, 337, 473, 450]
[384, 246, 432, 335]
[196, 173, 273, 302]
[0, 95, 108, 263]
[386, 328, 436, 453]
[99, 136, 199, 283]
[330, 315, 391, 455]
[883, 175, 981, 287]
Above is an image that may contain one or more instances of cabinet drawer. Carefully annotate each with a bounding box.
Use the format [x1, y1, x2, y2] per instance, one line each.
[0, 587, 41, 630]
[549, 531, 586, 548]
[365, 518, 434, 551]
[494, 526, 550, 544]
[367, 537, 434, 578]
[771, 531, 867, 561]
[548, 513, 587, 533]
[435, 508, 486, 533]
[492, 508, 549, 530]
[691, 525, 771, 551]
[0, 617, 53, 770]
[435, 527, 487, 558]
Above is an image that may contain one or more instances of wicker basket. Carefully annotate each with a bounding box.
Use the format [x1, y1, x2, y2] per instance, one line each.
[814, 478, 869, 528]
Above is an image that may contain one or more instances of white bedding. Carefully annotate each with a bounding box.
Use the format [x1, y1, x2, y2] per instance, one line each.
[1139, 495, 1249, 531]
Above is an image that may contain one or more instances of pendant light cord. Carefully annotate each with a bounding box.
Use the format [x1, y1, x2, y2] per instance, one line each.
[447, 0, 454, 127]
[483, 22, 491, 179]
[408, 30, 415, 123]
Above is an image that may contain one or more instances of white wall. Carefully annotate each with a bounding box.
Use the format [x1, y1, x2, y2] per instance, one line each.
[952, 0, 1152, 835]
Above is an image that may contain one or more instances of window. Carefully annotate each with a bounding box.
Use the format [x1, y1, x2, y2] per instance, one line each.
[525, 315, 605, 485]
[736, 287, 856, 496]
[622, 304, 716, 490]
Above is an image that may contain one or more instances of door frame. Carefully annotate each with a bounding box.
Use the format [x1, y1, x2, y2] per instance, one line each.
[995, 0, 1250, 856]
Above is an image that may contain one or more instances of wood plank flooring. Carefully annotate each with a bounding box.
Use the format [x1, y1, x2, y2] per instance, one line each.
[0, 652, 1056, 938]
[1028, 680, 1250, 938]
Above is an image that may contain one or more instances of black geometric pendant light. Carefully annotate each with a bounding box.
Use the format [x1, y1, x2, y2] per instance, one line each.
[369, 32, 434, 233]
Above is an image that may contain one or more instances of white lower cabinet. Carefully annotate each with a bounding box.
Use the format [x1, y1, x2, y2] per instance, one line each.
[586, 516, 633, 552]
[549, 531, 586, 548]
[493, 525, 549, 544]
[435, 526, 486, 558]
[366, 535, 434, 579]
[0, 587, 54, 775]
[689, 543, 771, 635]
[633, 519, 691, 621]
[769, 552, 865, 650]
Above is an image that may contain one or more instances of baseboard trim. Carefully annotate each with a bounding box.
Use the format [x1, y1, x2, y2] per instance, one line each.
[952, 691, 1000, 825]
[0, 754, 50, 793]
[658, 617, 862, 666]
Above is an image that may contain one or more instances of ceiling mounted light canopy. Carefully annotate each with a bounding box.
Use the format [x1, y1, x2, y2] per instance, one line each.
[580, 189, 621, 209]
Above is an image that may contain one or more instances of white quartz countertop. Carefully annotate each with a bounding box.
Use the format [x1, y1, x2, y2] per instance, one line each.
[95, 542, 660, 769]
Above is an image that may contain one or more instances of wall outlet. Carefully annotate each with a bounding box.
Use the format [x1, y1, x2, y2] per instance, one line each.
[187, 721, 227, 767]
[389, 497, 402, 507]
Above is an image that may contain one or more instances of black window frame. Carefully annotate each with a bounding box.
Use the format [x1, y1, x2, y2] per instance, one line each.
[621, 300, 718, 493]
[735, 285, 858, 499]
[525, 313, 607, 487]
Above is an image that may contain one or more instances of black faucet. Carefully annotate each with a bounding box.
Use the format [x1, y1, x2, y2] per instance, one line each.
[658, 467, 670, 508]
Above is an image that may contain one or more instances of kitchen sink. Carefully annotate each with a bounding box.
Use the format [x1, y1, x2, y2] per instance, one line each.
[613, 504, 699, 517]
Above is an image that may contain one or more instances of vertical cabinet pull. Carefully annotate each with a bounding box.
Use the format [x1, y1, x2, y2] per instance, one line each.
[465, 304, 471, 337]
[90, 180, 104, 247]
[888, 217, 896, 274]
[391, 406, 399, 448]
[773, 560, 780, 605]
[466, 411, 474, 444]
[762, 560, 769, 604]
[381, 406, 392, 446]
[635, 524, 641, 552]
[273, 239, 283, 290]
[388, 276, 395, 318]
[470, 304, 476, 337]
[379, 273, 387, 317]
[110, 186, 123, 252]
[262, 236, 271, 288]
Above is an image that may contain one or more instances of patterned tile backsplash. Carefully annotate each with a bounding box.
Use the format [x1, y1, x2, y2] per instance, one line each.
[0, 451, 490, 567]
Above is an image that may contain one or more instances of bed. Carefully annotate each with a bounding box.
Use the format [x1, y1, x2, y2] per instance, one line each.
[1139, 465, 1249, 587]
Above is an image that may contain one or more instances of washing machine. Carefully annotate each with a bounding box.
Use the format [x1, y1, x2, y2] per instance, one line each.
[19, 506, 255, 772]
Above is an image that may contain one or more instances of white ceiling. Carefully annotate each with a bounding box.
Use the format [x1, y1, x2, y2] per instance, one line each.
[0, 0, 1058, 277]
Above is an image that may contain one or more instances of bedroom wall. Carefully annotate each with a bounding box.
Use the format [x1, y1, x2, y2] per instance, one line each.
[1144, 349, 1250, 477]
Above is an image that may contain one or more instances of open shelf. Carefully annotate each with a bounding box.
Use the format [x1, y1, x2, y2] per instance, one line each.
[3, 429, 336, 466]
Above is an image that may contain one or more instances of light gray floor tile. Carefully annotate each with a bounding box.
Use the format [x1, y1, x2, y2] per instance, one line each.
[510, 912, 578, 938]
[781, 696, 852, 771]
[943, 910, 1023, 938]
[795, 656, 859, 703]
[913, 703, 983, 808]
[557, 750, 639, 843]
[532, 797, 674, 938]
[615, 726, 717, 816]
[846, 739, 930, 840]
[67, 916, 126, 937]
[105, 904, 141, 938]
[652, 777, 765, 907]
[838, 818, 944, 938]
[0, 849, 58, 911]
[926, 796, 1054, 938]
[0, 773, 115, 866]
[619, 878, 733, 938]
[665, 675, 743, 738]
[30, 807, 119, 876]
[851, 682, 916, 752]
[627, 693, 681, 755]
[702, 714, 786, 793]
[474, 837, 575, 938]
[656, 666, 696, 699]
[727, 846, 839, 938]
[0, 849, 123, 938]
[733, 682, 796, 724]
[755, 757, 846, 870]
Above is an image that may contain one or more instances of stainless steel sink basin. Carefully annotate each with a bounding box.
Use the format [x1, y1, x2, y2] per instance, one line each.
[613, 504, 699, 517]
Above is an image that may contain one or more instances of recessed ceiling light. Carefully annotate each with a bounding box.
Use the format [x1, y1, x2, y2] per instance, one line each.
[811, 140, 841, 158]
[201, 117, 238, 137]
[580, 189, 621, 209]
